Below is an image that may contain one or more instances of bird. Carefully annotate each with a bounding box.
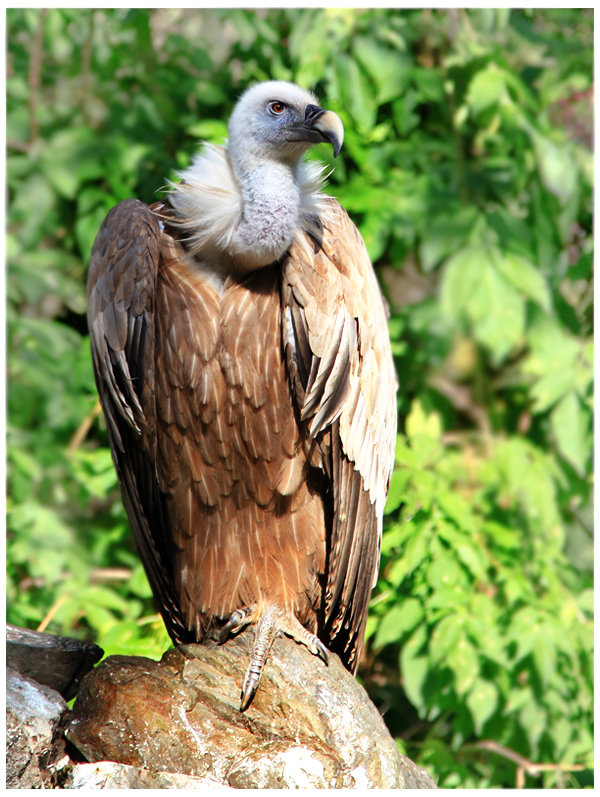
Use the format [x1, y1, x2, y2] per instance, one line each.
[87, 80, 398, 711]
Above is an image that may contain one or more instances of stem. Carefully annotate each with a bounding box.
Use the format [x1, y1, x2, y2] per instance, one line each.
[37, 593, 68, 633]
[68, 399, 102, 453]
[27, 9, 46, 145]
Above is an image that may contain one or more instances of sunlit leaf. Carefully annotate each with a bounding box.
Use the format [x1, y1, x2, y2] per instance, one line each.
[550, 391, 589, 475]
[441, 245, 525, 362]
[400, 625, 429, 712]
[493, 251, 552, 312]
[467, 64, 507, 114]
[466, 679, 498, 735]
[530, 129, 578, 204]
[374, 598, 424, 649]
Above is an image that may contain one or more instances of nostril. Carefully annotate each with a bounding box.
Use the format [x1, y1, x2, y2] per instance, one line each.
[304, 104, 324, 122]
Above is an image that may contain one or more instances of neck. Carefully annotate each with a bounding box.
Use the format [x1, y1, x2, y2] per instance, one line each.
[228, 153, 302, 270]
[166, 144, 324, 276]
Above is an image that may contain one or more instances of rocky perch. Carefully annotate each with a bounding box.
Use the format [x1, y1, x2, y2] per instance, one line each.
[7, 625, 437, 789]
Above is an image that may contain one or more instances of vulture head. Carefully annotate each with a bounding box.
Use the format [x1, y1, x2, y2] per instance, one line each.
[227, 80, 344, 166]
[167, 81, 345, 271]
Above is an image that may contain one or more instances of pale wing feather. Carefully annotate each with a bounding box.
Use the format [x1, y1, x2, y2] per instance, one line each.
[282, 197, 398, 670]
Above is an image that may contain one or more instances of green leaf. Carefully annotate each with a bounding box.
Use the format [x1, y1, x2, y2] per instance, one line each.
[353, 36, 411, 104]
[529, 370, 576, 413]
[447, 638, 480, 696]
[76, 207, 109, 262]
[550, 391, 589, 475]
[436, 491, 475, 533]
[429, 614, 466, 664]
[493, 251, 552, 312]
[406, 399, 442, 441]
[185, 120, 228, 143]
[419, 208, 479, 272]
[454, 543, 487, 580]
[334, 54, 377, 132]
[441, 245, 525, 362]
[392, 91, 421, 137]
[359, 212, 390, 262]
[400, 624, 429, 712]
[466, 679, 498, 734]
[374, 598, 424, 649]
[530, 129, 578, 205]
[548, 716, 573, 758]
[467, 64, 507, 114]
[387, 526, 431, 583]
[426, 550, 464, 590]
[524, 312, 587, 412]
[385, 466, 409, 514]
[531, 631, 557, 690]
[519, 699, 547, 756]
[40, 128, 105, 199]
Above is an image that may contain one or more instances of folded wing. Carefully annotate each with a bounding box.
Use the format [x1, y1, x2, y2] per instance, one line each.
[282, 197, 398, 672]
[87, 199, 189, 643]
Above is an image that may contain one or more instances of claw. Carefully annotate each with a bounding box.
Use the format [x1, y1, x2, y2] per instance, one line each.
[219, 605, 255, 644]
[240, 607, 277, 711]
[314, 636, 330, 665]
[218, 603, 331, 711]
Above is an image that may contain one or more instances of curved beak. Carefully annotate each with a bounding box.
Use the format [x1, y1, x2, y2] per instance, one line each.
[288, 104, 345, 158]
[308, 107, 344, 158]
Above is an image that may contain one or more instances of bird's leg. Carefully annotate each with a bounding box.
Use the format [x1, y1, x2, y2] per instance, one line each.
[277, 612, 330, 666]
[237, 605, 330, 711]
[218, 604, 256, 643]
[240, 605, 277, 711]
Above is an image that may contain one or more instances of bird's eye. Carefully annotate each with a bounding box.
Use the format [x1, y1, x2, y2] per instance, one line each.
[269, 101, 286, 115]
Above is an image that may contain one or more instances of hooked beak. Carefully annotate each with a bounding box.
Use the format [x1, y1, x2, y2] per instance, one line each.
[288, 103, 345, 158]
[305, 104, 345, 158]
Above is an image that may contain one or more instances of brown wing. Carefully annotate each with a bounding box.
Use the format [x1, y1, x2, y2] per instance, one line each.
[87, 199, 189, 643]
[282, 197, 398, 672]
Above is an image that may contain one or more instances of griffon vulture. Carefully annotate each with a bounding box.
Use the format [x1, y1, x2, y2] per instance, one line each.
[88, 81, 397, 710]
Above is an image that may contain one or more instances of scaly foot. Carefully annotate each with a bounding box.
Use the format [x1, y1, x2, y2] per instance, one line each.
[219, 604, 329, 711]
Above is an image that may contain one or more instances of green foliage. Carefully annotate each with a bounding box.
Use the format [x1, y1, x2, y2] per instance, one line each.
[7, 8, 592, 789]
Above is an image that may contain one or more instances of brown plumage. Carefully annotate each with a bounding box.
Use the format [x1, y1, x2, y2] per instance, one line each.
[88, 81, 397, 709]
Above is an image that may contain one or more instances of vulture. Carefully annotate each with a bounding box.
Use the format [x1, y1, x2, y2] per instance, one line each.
[87, 81, 397, 710]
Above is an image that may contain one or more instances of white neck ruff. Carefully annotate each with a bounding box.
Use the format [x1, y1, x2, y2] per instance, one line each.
[165, 144, 330, 272]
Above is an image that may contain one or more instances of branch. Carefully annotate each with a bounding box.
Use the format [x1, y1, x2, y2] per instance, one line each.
[37, 593, 68, 633]
[28, 8, 47, 145]
[428, 372, 493, 446]
[473, 739, 586, 788]
[68, 399, 102, 453]
[7, 139, 31, 153]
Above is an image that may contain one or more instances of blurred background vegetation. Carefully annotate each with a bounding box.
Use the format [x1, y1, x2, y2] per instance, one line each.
[6, 8, 593, 789]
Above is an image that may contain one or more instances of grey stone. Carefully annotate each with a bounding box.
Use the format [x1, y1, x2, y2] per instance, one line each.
[65, 761, 234, 789]
[65, 632, 437, 788]
[6, 666, 68, 788]
[7, 623, 103, 701]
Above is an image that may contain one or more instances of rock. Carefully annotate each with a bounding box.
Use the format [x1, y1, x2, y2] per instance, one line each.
[6, 666, 68, 788]
[66, 632, 436, 788]
[64, 761, 234, 789]
[7, 623, 103, 701]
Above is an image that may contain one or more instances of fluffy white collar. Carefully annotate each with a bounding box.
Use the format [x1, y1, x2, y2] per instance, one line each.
[165, 144, 330, 272]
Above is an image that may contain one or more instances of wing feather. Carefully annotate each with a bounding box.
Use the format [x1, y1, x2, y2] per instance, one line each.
[87, 199, 189, 643]
[282, 197, 397, 671]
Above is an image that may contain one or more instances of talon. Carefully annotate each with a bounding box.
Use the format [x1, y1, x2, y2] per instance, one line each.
[314, 637, 330, 665]
[219, 605, 255, 644]
[240, 664, 261, 711]
[219, 604, 331, 710]
[240, 607, 277, 711]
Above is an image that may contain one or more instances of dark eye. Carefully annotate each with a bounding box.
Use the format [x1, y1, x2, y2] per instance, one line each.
[269, 101, 286, 115]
